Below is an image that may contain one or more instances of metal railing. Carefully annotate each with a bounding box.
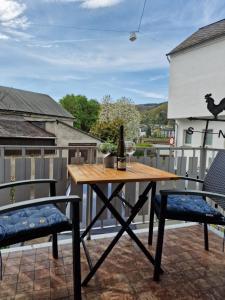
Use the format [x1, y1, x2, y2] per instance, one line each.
[0, 145, 221, 234]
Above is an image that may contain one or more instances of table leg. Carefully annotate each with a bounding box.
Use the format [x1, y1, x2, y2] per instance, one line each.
[82, 182, 163, 286]
[81, 182, 125, 239]
[86, 185, 92, 240]
[148, 182, 156, 245]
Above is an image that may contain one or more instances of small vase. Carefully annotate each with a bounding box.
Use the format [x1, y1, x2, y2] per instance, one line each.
[104, 156, 115, 168]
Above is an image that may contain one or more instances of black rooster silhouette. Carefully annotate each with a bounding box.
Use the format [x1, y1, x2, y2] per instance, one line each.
[205, 93, 225, 119]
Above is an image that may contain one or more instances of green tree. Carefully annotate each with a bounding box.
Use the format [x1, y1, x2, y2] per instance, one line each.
[100, 95, 114, 122]
[90, 118, 123, 143]
[96, 96, 141, 140]
[59, 94, 100, 132]
[140, 103, 170, 126]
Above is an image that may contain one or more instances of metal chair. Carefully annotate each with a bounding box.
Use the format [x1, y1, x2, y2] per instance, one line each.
[0, 179, 82, 299]
[149, 150, 225, 281]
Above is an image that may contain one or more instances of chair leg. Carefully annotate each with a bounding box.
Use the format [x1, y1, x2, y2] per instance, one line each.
[204, 223, 209, 251]
[72, 201, 81, 300]
[153, 215, 165, 281]
[148, 182, 156, 245]
[52, 233, 58, 259]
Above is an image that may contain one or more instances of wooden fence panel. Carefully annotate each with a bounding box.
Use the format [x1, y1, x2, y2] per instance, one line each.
[53, 157, 67, 213]
[96, 183, 108, 220]
[149, 157, 157, 168]
[156, 156, 177, 193]
[110, 183, 123, 221]
[70, 180, 83, 222]
[34, 158, 50, 198]
[53, 157, 67, 195]
[125, 182, 136, 217]
[15, 158, 31, 202]
[187, 157, 199, 190]
[175, 156, 187, 189]
[0, 158, 11, 206]
[139, 182, 149, 216]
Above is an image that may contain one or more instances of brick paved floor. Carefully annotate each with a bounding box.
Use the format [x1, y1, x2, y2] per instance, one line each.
[1, 225, 225, 299]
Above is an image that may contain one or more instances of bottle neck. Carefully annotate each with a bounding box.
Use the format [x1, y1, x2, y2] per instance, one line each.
[119, 126, 124, 140]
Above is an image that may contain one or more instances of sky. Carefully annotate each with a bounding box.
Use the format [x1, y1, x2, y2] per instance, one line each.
[0, 0, 225, 104]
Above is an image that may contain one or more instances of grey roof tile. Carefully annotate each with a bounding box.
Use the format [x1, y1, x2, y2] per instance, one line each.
[0, 120, 56, 138]
[168, 19, 225, 55]
[0, 86, 73, 119]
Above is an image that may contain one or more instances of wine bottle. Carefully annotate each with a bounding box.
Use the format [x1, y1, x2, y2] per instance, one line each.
[117, 125, 126, 171]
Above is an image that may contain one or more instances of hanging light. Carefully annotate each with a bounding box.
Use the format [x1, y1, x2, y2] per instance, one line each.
[129, 0, 147, 42]
[129, 32, 137, 42]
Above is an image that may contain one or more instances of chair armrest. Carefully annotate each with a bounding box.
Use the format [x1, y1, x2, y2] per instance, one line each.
[0, 195, 80, 214]
[0, 179, 57, 190]
[178, 177, 204, 183]
[160, 189, 225, 202]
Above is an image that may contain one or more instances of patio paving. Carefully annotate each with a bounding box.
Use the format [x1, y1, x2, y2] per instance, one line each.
[1, 224, 225, 299]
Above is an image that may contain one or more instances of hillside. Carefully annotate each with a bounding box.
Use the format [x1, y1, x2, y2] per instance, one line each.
[136, 102, 161, 112]
[139, 102, 172, 126]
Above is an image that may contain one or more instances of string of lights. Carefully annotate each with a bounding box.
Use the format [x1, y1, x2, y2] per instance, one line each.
[137, 0, 147, 32]
[3, 1, 148, 35]
[0, 1, 149, 42]
[27, 23, 133, 34]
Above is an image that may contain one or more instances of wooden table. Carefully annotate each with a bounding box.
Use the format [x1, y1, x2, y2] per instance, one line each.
[68, 162, 179, 286]
[68, 162, 178, 184]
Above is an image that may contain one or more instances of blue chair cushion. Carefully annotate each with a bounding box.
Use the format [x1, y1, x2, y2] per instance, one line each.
[0, 204, 70, 243]
[154, 194, 224, 222]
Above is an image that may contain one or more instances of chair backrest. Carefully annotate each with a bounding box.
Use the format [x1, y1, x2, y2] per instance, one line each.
[203, 150, 225, 195]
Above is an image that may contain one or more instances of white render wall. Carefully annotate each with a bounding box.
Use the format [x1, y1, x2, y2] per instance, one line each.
[168, 36, 225, 119]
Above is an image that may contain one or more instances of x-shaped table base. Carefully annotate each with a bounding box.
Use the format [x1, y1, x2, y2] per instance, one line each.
[81, 181, 163, 286]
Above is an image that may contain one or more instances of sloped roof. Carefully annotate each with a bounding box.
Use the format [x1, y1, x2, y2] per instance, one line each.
[0, 86, 73, 119]
[168, 19, 225, 55]
[0, 120, 55, 138]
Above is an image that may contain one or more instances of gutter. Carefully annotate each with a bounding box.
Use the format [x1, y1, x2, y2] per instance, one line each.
[166, 54, 170, 63]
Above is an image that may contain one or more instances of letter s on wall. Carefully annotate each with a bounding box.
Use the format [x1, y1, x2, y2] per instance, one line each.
[187, 127, 194, 135]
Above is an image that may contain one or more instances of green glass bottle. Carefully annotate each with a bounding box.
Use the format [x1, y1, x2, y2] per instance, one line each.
[117, 125, 126, 171]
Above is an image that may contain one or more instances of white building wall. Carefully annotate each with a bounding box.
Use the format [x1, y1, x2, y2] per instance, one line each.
[176, 119, 225, 149]
[168, 36, 225, 119]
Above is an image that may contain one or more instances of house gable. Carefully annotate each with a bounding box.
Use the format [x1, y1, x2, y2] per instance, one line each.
[168, 19, 225, 56]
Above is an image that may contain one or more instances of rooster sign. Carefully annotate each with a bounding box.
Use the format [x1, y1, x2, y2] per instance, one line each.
[205, 93, 225, 119]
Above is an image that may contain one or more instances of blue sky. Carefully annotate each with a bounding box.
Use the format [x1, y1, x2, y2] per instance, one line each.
[0, 0, 225, 104]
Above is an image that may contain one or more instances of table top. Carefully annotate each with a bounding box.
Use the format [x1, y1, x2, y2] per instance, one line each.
[68, 162, 179, 184]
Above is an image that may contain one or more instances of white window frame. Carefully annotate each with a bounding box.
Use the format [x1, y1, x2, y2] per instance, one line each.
[203, 129, 213, 146]
[183, 129, 192, 145]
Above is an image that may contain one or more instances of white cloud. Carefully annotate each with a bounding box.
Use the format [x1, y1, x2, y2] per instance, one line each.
[43, 0, 123, 9]
[19, 74, 89, 81]
[0, 32, 9, 39]
[148, 75, 168, 82]
[125, 88, 166, 100]
[23, 35, 169, 73]
[81, 0, 122, 9]
[0, 0, 28, 28]
[4, 28, 33, 40]
[43, 0, 81, 2]
[26, 38, 107, 48]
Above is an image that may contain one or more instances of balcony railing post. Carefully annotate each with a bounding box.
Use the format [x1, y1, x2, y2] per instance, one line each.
[199, 148, 207, 180]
